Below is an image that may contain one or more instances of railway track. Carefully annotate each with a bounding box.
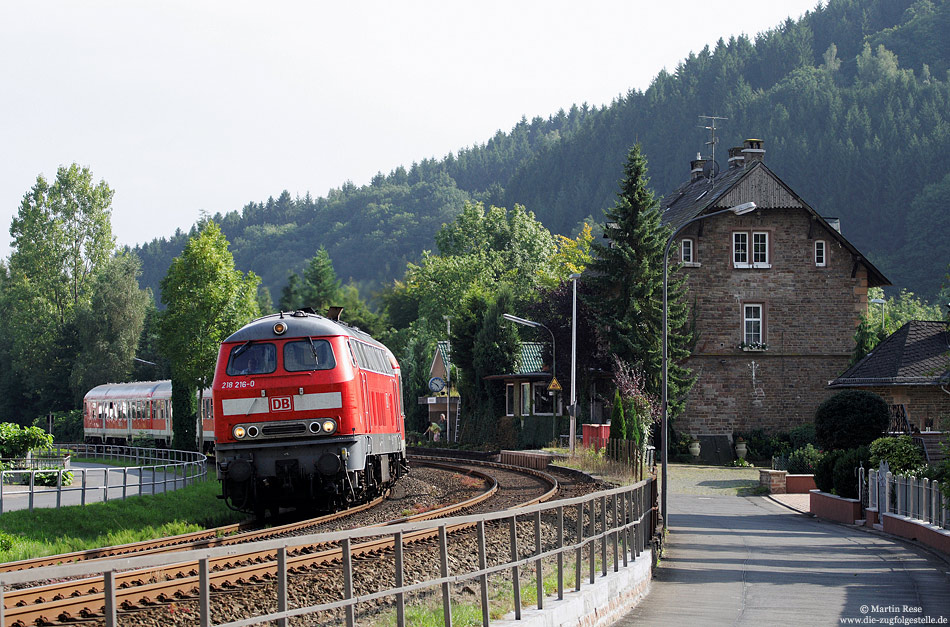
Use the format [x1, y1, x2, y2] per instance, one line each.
[0, 457, 558, 627]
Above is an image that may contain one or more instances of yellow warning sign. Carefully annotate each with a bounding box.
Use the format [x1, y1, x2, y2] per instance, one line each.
[547, 377, 562, 392]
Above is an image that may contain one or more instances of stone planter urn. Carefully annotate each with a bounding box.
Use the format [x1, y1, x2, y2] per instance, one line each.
[688, 439, 701, 457]
[735, 439, 747, 459]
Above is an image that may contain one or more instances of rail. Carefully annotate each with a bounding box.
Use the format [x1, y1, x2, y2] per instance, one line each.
[0, 476, 657, 627]
[0, 444, 207, 514]
[864, 467, 949, 530]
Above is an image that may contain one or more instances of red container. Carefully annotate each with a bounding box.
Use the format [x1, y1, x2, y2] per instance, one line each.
[582, 424, 611, 450]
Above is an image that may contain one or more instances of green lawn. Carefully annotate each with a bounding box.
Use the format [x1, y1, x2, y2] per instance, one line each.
[0, 477, 247, 563]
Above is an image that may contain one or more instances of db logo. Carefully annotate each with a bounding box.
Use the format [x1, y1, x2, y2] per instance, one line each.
[270, 396, 292, 412]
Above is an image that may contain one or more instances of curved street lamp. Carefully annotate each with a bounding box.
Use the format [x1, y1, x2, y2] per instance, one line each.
[869, 298, 886, 333]
[661, 201, 756, 533]
[503, 313, 558, 426]
[502, 314, 556, 384]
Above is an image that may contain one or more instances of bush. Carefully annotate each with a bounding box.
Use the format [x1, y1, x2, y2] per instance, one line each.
[0, 424, 54, 458]
[788, 424, 816, 450]
[34, 469, 73, 487]
[832, 447, 870, 499]
[814, 449, 844, 493]
[868, 436, 924, 474]
[814, 391, 888, 450]
[787, 444, 822, 475]
[0, 531, 13, 552]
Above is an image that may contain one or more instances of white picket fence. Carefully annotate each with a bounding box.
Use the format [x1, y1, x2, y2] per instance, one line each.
[864, 467, 949, 530]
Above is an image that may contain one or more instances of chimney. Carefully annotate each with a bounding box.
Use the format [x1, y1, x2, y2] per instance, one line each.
[742, 138, 765, 163]
[690, 152, 706, 181]
[728, 146, 745, 169]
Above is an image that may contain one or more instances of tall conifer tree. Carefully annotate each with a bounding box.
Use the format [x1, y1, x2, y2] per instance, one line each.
[586, 144, 694, 417]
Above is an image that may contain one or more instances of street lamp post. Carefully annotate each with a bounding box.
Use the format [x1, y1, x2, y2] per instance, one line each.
[869, 298, 886, 333]
[569, 273, 581, 453]
[661, 201, 755, 533]
[503, 313, 557, 423]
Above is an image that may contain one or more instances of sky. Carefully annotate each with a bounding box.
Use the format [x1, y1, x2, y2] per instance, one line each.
[0, 1, 821, 260]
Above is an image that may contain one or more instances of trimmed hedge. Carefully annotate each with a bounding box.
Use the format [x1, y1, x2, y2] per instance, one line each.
[814, 449, 843, 493]
[815, 390, 888, 451]
[832, 447, 870, 499]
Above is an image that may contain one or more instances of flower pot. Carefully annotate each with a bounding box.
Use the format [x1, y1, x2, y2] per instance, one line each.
[735, 440, 747, 459]
[688, 440, 701, 457]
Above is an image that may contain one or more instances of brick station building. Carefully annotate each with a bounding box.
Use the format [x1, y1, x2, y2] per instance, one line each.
[659, 139, 890, 438]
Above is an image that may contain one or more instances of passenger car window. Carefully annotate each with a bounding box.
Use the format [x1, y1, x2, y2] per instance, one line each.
[226, 342, 277, 376]
[284, 340, 337, 372]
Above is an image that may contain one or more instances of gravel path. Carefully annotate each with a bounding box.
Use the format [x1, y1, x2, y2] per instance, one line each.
[664, 462, 760, 496]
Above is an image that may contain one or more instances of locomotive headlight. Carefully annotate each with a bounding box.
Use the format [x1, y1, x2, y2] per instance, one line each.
[233, 426, 246, 439]
[322, 419, 336, 434]
[273, 321, 287, 335]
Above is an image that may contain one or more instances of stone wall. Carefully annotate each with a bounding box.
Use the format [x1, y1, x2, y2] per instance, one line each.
[674, 207, 868, 435]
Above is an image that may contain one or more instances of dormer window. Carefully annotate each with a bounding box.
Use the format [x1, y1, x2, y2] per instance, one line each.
[815, 240, 826, 267]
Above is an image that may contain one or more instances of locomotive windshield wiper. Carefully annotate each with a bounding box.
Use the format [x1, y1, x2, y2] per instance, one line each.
[232, 340, 253, 359]
[307, 337, 319, 364]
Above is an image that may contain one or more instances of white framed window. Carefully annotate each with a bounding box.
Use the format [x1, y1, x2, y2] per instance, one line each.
[815, 240, 826, 266]
[520, 382, 530, 416]
[733, 232, 748, 266]
[532, 382, 554, 415]
[506, 383, 515, 416]
[752, 232, 769, 266]
[734, 231, 771, 268]
[743, 304, 763, 346]
[681, 238, 693, 263]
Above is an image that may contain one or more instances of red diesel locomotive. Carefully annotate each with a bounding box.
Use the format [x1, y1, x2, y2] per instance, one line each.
[212, 310, 409, 515]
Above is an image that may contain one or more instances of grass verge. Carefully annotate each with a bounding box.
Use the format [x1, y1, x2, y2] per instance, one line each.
[0, 478, 246, 563]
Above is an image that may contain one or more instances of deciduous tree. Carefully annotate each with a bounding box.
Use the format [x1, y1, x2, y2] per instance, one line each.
[2, 164, 116, 420]
[158, 221, 260, 450]
[70, 253, 151, 402]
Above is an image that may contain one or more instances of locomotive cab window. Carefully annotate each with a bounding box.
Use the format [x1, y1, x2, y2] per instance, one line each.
[284, 339, 337, 372]
[226, 342, 277, 376]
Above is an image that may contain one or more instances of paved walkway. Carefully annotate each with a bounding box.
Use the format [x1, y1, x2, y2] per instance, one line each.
[0, 462, 189, 513]
[615, 487, 950, 626]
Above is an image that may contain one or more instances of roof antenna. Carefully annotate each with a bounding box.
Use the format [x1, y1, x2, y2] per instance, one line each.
[698, 115, 727, 177]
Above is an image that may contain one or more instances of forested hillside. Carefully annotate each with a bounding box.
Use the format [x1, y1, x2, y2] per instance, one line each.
[135, 0, 950, 304]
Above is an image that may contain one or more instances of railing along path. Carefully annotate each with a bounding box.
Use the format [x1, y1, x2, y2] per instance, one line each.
[0, 444, 206, 514]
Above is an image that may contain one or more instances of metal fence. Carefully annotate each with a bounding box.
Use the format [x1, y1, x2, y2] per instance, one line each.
[863, 467, 949, 530]
[0, 444, 207, 514]
[0, 476, 657, 627]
